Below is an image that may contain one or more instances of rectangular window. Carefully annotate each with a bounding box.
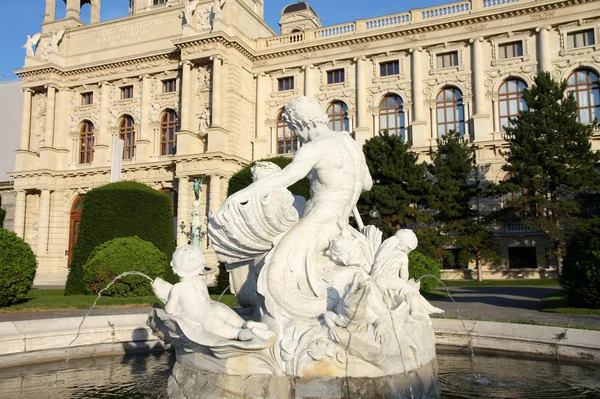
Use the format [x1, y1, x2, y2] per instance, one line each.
[436, 51, 459, 69]
[567, 29, 596, 49]
[120, 86, 134, 100]
[498, 41, 523, 59]
[508, 247, 537, 269]
[153, 0, 167, 5]
[162, 79, 177, 93]
[81, 92, 93, 105]
[327, 69, 345, 84]
[278, 77, 294, 91]
[380, 61, 400, 77]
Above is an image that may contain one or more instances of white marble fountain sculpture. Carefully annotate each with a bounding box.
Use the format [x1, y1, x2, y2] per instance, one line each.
[149, 96, 443, 399]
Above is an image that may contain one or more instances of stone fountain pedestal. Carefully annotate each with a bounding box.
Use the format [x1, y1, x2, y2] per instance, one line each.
[167, 348, 441, 399]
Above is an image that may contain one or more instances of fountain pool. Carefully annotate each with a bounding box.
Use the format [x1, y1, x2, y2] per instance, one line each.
[0, 349, 598, 398]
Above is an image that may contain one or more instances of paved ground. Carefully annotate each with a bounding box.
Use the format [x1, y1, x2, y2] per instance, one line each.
[429, 286, 600, 327]
[2, 286, 600, 328]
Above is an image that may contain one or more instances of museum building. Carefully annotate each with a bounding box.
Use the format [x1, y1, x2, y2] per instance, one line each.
[11, 0, 600, 284]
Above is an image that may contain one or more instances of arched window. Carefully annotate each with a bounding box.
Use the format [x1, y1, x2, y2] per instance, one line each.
[79, 121, 94, 164]
[276, 110, 298, 154]
[436, 87, 465, 137]
[498, 79, 527, 131]
[567, 69, 600, 124]
[161, 110, 178, 156]
[327, 101, 349, 132]
[119, 115, 136, 160]
[378, 94, 406, 140]
[68, 195, 85, 266]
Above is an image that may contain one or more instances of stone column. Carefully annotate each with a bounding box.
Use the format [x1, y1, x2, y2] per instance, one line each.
[537, 26, 552, 72]
[355, 57, 367, 128]
[13, 191, 26, 239]
[66, 0, 80, 19]
[211, 57, 222, 127]
[37, 189, 51, 254]
[410, 47, 428, 146]
[304, 64, 314, 97]
[177, 177, 190, 247]
[90, 0, 101, 24]
[470, 37, 489, 142]
[180, 61, 192, 132]
[94, 82, 111, 165]
[44, 0, 56, 22]
[44, 85, 56, 148]
[136, 74, 151, 161]
[209, 175, 222, 214]
[20, 89, 33, 150]
[254, 72, 268, 159]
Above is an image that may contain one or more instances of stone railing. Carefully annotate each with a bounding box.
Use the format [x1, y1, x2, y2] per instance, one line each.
[257, 0, 535, 50]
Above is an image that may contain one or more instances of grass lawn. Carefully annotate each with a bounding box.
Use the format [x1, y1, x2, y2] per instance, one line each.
[440, 278, 559, 287]
[539, 292, 600, 316]
[0, 289, 238, 313]
[433, 314, 600, 331]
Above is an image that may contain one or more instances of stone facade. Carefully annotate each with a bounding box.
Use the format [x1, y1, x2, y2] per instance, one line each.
[11, 0, 600, 284]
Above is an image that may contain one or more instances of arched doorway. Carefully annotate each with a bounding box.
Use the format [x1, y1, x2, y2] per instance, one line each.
[68, 195, 85, 266]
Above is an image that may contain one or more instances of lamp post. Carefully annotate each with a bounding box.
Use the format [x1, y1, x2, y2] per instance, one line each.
[179, 176, 207, 247]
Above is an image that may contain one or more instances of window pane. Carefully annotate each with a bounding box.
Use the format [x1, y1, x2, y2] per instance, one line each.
[567, 34, 575, 49]
[446, 107, 454, 122]
[457, 106, 464, 122]
[587, 30, 595, 46]
[500, 100, 508, 117]
[437, 107, 445, 122]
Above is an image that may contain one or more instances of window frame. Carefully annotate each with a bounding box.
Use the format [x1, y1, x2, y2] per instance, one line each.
[81, 92, 94, 105]
[276, 109, 298, 154]
[327, 101, 350, 132]
[160, 110, 178, 156]
[153, 0, 167, 5]
[326, 69, 345, 85]
[379, 60, 400, 77]
[378, 94, 406, 141]
[567, 29, 596, 49]
[277, 76, 295, 92]
[436, 87, 465, 138]
[79, 121, 95, 164]
[498, 41, 524, 59]
[566, 69, 600, 125]
[119, 116, 136, 160]
[498, 78, 528, 131]
[436, 51, 459, 69]
[162, 79, 177, 93]
[120, 85, 134, 100]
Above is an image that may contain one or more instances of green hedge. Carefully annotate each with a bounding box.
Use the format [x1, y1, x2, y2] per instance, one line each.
[408, 251, 442, 292]
[82, 236, 167, 297]
[65, 181, 177, 295]
[0, 229, 37, 307]
[226, 156, 310, 199]
[0, 196, 6, 228]
[560, 217, 600, 308]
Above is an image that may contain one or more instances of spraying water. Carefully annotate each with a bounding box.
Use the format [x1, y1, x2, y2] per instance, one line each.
[417, 274, 475, 358]
[68, 271, 154, 346]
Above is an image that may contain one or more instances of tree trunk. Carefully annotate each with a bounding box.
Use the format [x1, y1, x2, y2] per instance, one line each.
[476, 249, 483, 282]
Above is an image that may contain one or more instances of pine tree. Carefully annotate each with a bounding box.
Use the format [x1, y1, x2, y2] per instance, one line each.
[428, 130, 497, 280]
[495, 71, 600, 273]
[358, 131, 433, 238]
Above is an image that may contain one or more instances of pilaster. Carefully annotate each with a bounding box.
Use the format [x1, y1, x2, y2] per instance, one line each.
[37, 189, 51, 255]
[211, 56, 223, 127]
[303, 64, 314, 97]
[209, 175, 222, 214]
[20, 89, 33, 151]
[537, 26, 552, 72]
[95, 81, 111, 166]
[470, 37, 489, 142]
[137, 74, 152, 162]
[410, 47, 428, 147]
[13, 191, 26, 239]
[254, 72, 268, 159]
[43, 85, 56, 148]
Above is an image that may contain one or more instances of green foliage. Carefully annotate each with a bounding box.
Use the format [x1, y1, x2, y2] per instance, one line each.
[560, 217, 600, 308]
[0, 196, 6, 228]
[65, 181, 177, 295]
[208, 263, 231, 296]
[0, 228, 37, 307]
[82, 237, 167, 297]
[359, 132, 433, 237]
[425, 130, 498, 268]
[226, 156, 311, 199]
[408, 251, 441, 292]
[492, 71, 600, 267]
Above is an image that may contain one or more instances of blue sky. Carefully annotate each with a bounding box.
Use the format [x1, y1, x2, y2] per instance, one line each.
[0, 0, 444, 80]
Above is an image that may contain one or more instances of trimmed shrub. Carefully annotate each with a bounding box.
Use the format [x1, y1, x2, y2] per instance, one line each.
[82, 236, 167, 297]
[0, 229, 36, 307]
[227, 156, 310, 199]
[408, 251, 441, 292]
[208, 263, 231, 296]
[0, 196, 6, 228]
[65, 181, 177, 295]
[560, 217, 600, 308]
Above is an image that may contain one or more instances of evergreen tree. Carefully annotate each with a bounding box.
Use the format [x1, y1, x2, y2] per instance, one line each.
[358, 131, 433, 237]
[494, 71, 600, 272]
[428, 130, 497, 279]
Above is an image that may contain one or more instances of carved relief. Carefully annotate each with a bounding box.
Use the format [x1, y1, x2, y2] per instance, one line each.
[464, 23, 488, 32]
[197, 66, 212, 91]
[530, 11, 555, 21]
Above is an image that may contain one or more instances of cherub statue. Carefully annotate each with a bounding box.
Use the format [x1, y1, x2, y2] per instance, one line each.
[23, 33, 42, 57]
[182, 0, 199, 25]
[152, 245, 274, 343]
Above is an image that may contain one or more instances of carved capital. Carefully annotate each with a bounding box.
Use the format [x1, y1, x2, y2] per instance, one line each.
[409, 47, 423, 53]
